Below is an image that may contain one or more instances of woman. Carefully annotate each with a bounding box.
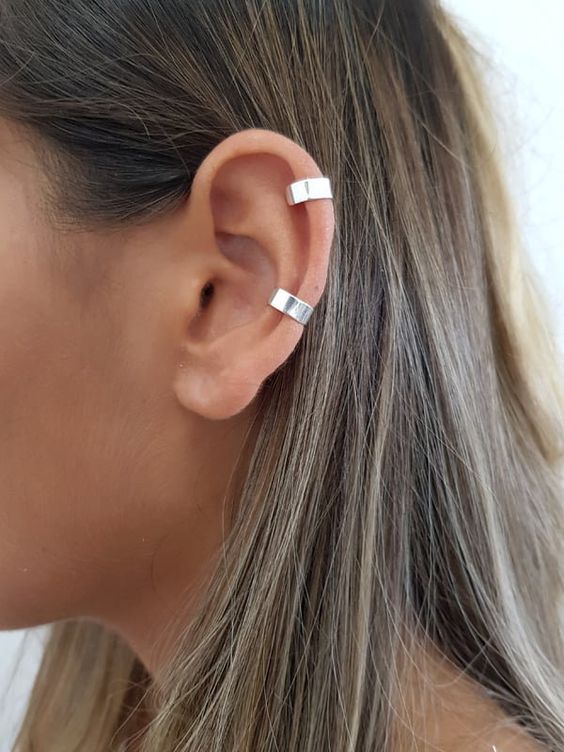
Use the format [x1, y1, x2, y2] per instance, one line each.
[0, 0, 562, 750]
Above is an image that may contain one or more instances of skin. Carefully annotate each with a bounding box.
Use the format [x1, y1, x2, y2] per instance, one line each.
[0, 117, 544, 751]
[0, 117, 335, 677]
[402, 643, 546, 752]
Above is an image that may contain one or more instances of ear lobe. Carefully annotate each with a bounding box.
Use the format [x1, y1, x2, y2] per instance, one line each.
[172, 128, 334, 421]
[174, 298, 309, 421]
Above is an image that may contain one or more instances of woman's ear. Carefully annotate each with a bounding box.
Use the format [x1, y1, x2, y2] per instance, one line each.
[171, 127, 335, 420]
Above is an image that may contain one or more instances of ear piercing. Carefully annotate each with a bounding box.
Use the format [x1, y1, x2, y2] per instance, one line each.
[268, 176, 333, 326]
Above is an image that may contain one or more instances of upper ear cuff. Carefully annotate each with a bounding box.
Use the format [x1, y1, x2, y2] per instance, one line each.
[285, 175, 333, 205]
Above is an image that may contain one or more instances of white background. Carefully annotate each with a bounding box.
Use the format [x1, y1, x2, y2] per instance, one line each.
[1, 1, 563, 748]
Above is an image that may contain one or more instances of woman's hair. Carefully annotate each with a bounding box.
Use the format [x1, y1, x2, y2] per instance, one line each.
[1, 0, 563, 750]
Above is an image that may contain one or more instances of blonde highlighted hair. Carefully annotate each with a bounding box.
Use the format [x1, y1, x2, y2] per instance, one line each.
[0, 1, 562, 749]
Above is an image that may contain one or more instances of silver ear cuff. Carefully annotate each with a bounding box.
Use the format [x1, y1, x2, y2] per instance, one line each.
[268, 176, 333, 326]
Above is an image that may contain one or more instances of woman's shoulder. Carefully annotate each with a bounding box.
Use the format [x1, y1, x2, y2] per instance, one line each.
[398, 642, 547, 752]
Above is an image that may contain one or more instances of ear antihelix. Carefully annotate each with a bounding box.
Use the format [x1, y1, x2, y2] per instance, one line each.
[266, 175, 333, 327]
